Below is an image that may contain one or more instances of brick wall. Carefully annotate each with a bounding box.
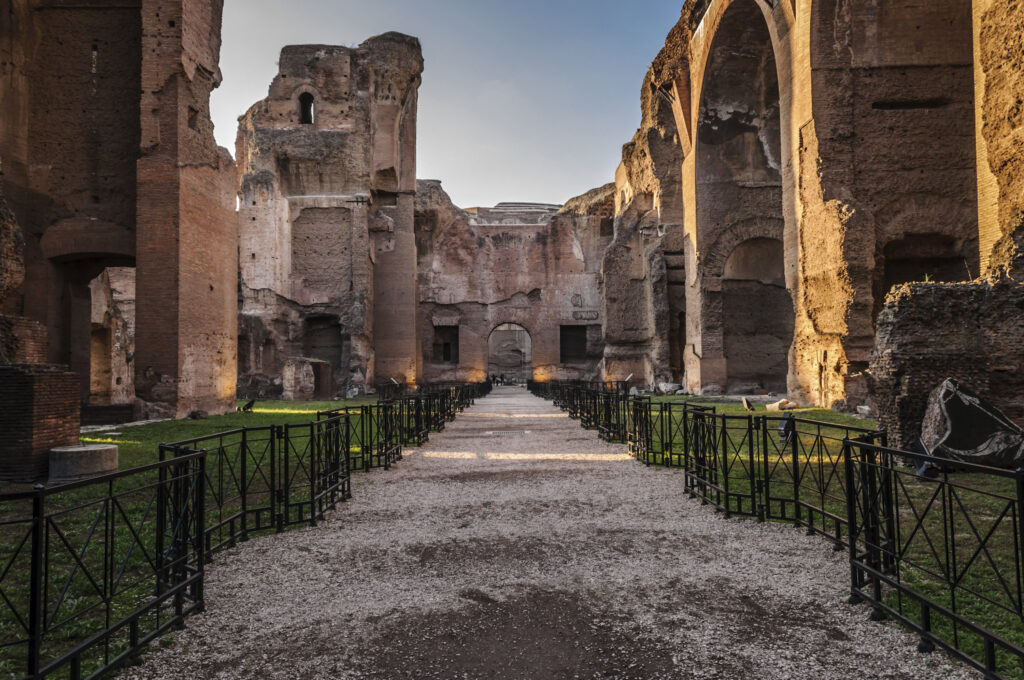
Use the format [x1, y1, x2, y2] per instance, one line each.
[0, 364, 80, 482]
[870, 281, 1024, 449]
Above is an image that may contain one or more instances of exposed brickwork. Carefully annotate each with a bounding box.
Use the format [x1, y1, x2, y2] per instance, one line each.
[133, 0, 236, 419]
[0, 315, 47, 364]
[870, 0, 1024, 440]
[871, 282, 1024, 449]
[236, 37, 422, 397]
[1, 1, 234, 418]
[0, 365, 80, 482]
[416, 186, 613, 384]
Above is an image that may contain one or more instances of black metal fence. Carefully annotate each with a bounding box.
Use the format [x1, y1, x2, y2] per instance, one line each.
[531, 380, 1024, 679]
[0, 382, 491, 679]
[0, 452, 206, 679]
[845, 440, 1024, 678]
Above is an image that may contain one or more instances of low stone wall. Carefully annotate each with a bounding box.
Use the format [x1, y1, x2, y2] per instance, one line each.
[0, 364, 81, 481]
[870, 281, 1024, 449]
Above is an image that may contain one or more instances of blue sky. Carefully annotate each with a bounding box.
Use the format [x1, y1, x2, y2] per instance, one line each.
[212, 0, 684, 208]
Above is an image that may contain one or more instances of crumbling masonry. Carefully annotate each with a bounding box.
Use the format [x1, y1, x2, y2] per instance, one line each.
[1, 0, 237, 420]
[236, 37, 423, 399]
[2, 1, 1023, 454]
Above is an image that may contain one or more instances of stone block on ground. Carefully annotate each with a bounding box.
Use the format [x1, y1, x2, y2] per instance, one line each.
[48, 444, 119, 485]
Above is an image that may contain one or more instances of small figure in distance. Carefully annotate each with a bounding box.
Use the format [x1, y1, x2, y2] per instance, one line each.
[238, 398, 256, 413]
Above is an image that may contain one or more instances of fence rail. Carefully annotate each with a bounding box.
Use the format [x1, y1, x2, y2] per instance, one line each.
[530, 380, 1024, 679]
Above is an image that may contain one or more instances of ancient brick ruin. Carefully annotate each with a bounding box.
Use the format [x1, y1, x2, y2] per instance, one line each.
[1, 0, 236, 422]
[1, 0, 1023, 458]
[236, 37, 423, 399]
[416, 186, 613, 385]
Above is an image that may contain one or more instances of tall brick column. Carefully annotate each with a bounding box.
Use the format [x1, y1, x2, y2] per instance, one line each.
[134, 0, 237, 418]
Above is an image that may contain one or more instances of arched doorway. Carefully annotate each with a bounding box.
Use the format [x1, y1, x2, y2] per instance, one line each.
[487, 323, 532, 383]
[723, 238, 793, 393]
[696, 1, 789, 394]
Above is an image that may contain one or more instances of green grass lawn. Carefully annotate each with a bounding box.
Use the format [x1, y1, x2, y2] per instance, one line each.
[76, 398, 377, 473]
[653, 394, 879, 429]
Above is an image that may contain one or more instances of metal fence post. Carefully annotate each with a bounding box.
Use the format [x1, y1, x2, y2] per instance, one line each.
[194, 452, 207, 611]
[754, 416, 765, 522]
[240, 428, 248, 542]
[792, 418, 801, 528]
[843, 439, 862, 605]
[27, 487, 45, 677]
[720, 419, 730, 517]
[309, 421, 318, 527]
[1016, 470, 1024, 620]
[273, 425, 284, 533]
[863, 446, 886, 621]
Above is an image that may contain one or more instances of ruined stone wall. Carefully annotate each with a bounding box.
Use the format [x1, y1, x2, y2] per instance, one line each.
[0, 0, 140, 394]
[872, 282, 1024, 449]
[133, 0, 236, 419]
[417, 181, 612, 384]
[800, 0, 979, 410]
[0, 1, 236, 418]
[973, 0, 1024, 277]
[89, 268, 135, 406]
[869, 0, 1024, 444]
[0, 166, 42, 365]
[237, 36, 423, 398]
[607, 0, 983, 404]
[603, 35, 688, 389]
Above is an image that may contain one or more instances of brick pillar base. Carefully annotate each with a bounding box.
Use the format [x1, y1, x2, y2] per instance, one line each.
[0, 364, 80, 482]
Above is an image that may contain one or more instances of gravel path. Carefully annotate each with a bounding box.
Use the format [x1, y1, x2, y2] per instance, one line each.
[125, 387, 978, 679]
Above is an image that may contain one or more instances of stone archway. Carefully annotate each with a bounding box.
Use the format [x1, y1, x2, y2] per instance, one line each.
[487, 323, 532, 383]
[695, 0, 789, 393]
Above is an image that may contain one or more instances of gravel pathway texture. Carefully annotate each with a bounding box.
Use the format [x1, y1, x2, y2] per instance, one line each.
[124, 387, 980, 679]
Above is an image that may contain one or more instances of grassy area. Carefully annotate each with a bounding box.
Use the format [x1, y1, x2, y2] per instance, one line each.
[653, 394, 879, 429]
[76, 399, 377, 473]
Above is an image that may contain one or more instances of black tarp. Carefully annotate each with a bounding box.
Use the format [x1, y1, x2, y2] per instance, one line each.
[921, 378, 1024, 469]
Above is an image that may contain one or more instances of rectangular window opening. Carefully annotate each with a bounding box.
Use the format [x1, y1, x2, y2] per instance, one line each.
[560, 325, 588, 364]
[432, 326, 459, 364]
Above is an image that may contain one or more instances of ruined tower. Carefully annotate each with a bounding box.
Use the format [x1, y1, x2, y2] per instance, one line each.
[236, 35, 423, 398]
[0, 0, 238, 420]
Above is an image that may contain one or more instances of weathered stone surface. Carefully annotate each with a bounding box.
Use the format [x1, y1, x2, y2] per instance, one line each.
[0, 173, 34, 364]
[975, 0, 1024, 277]
[89, 268, 135, 406]
[237, 36, 423, 399]
[608, 0, 983, 403]
[49, 444, 119, 485]
[0, 175, 23, 310]
[416, 181, 612, 384]
[1, 1, 237, 419]
[921, 378, 1024, 469]
[871, 282, 1024, 449]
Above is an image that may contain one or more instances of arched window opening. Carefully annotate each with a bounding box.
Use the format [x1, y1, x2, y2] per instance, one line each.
[488, 323, 532, 383]
[299, 93, 315, 125]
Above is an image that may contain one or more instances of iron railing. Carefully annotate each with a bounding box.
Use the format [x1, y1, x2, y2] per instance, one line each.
[0, 452, 206, 679]
[531, 380, 1024, 678]
[845, 439, 1024, 678]
[0, 382, 491, 679]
